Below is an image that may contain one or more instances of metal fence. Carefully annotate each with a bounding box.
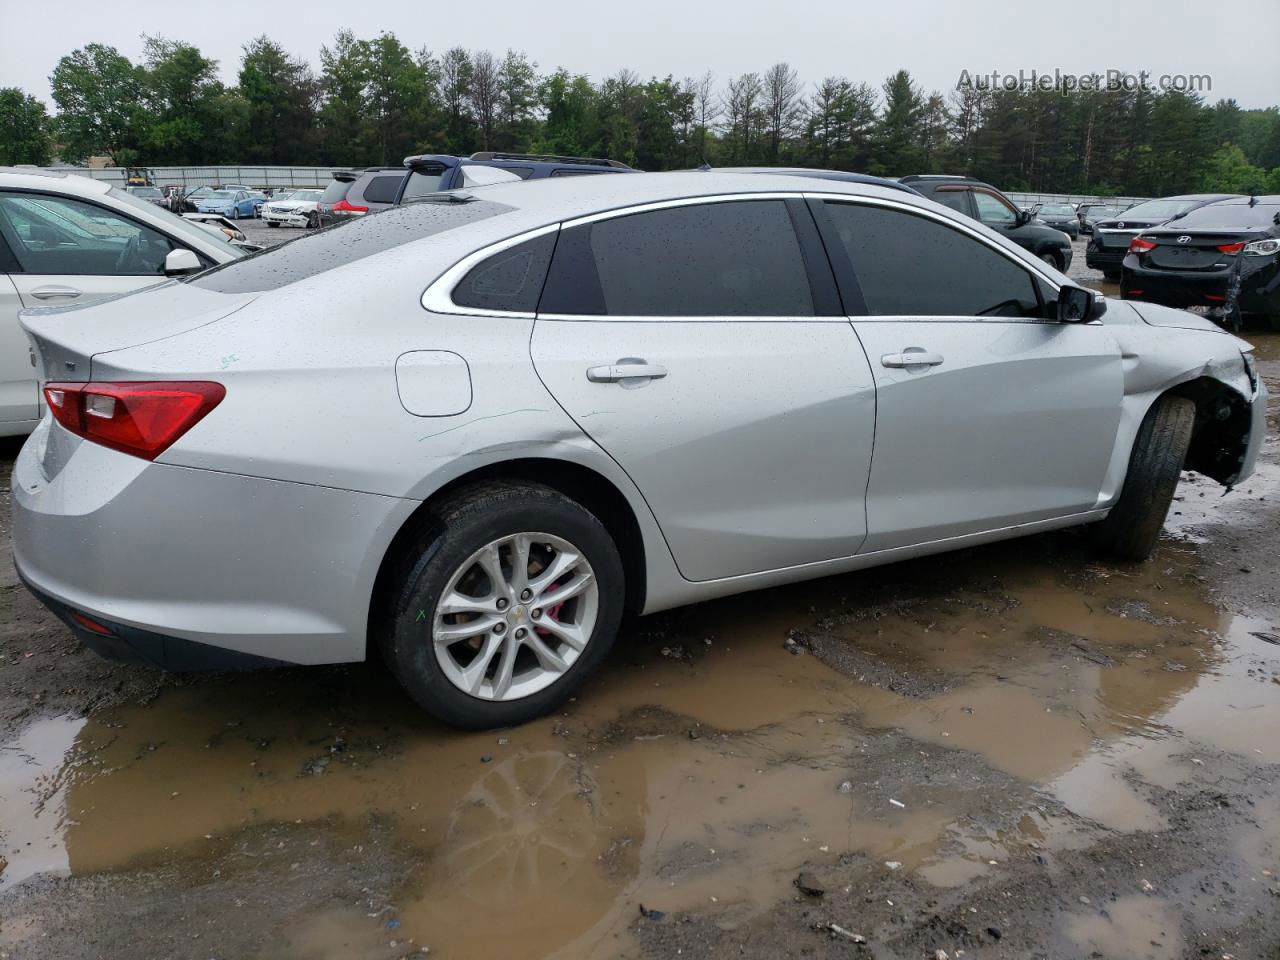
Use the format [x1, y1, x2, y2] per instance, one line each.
[1007, 191, 1150, 208]
[40, 165, 343, 189]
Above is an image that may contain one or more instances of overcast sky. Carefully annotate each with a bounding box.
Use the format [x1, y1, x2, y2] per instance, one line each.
[2, 0, 1277, 110]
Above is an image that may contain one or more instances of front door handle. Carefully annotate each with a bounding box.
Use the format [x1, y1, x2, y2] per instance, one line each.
[881, 350, 944, 369]
[29, 285, 83, 301]
[587, 359, 668, 384]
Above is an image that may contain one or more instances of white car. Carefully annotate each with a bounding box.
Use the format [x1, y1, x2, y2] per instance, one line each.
[260, 189, 325, 229]
[0, 167, 245, 436]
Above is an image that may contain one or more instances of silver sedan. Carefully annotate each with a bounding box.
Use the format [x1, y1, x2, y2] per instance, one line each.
[12, 171, 1267, 728]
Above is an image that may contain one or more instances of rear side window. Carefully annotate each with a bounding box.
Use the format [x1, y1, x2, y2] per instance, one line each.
[320, 179, 352, 203]
[189, 199, 512, 293]
[452, 232, 556, 313]
[539, 200, 814, 316]
[402, 168, 447, 201]
[359, 175, 405, 205]
[548, 169, 605, 178]
[824, 201, 1040, 318]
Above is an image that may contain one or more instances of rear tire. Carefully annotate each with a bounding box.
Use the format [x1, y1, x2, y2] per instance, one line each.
[1103, 269, 1121, 282]
[378, 482, 625, 729]
[1091, 396, 1195, 561]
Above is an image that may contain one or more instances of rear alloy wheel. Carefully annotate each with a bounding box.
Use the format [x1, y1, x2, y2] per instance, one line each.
[1091, 395, 1196, 561]
[380, 482, 624, 729]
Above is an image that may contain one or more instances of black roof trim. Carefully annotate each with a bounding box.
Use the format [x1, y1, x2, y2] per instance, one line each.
[468, 152, 631, 169]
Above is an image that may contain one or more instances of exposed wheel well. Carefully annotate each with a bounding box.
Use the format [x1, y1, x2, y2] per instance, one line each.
[1163, 377, 1253, 485]
[366, 459, 649, 658]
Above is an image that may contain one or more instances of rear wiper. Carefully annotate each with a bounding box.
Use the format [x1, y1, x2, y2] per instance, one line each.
[403, 191, 477, 205]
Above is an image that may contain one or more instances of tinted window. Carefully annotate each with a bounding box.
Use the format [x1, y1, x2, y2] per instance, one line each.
[1157, 200, 1279, 230]
[973, 191, 1016, 224]
[0, 192, 175, 276]
[930, 188, 971, 214]
[361, 175, 405, 205]
[501, 167, 535, 180]
[452, 232, 556, 313]
[549, 169, 605, 178]
[541, 200, 814, 317]
[320, 179, 353, 204]
[189, 199, 512, 293]
[824, 201, 1040, 318]
[402, 168, 447, 201]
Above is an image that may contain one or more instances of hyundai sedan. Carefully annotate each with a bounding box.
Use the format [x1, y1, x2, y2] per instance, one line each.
[12, 172, 1267, 728]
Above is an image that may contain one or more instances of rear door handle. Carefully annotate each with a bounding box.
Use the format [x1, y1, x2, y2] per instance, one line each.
[29, 285, 83, 301]
[587, 359, 668, 384]
[881, 350, 944, 369]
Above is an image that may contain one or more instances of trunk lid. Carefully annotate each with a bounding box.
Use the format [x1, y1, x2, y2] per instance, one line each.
[1139, 230, 1264, 272]
[20, 280, 256, 384]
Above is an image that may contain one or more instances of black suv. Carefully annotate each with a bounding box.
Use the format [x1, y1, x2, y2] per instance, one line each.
[899, 175, 1074, 271]
[319, 153, 635, 226]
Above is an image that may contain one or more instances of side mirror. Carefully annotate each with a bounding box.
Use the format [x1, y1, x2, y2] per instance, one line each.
[1057, 284, 1105, 323]
[164, 248, 202, 276]
[1015, 208, 1034, 226]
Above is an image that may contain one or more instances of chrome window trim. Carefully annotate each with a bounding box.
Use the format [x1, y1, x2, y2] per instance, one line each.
[421, 189, 1065, 321]
[420, 222, 560, 318]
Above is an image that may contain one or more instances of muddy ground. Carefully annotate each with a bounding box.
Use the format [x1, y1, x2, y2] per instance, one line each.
[1, 266, 1279, 959]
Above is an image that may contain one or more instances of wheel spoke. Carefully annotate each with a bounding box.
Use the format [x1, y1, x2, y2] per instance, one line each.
[536, 571, 594, 609]
[435, 615, 501, 644]
[528, 549, 582, 596]
[509, 534, 532, 595]
[459, 632, 505, 695]
[527, 635, 569, 673]
[491, 636, 519, 698]
[438, 590, 499, 617]
[476, 544, 507, 597]
[537, 616, 587, 651]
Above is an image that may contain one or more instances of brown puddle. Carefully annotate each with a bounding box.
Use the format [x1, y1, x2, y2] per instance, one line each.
[3, 419, 1280, 957]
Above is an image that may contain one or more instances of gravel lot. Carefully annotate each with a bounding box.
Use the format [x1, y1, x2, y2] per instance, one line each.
[1, 224, 1278, 960]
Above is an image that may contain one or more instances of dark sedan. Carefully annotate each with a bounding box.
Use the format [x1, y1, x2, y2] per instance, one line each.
[1034, 203, 1079, 238]
[1087, 194, 1241, 280]
[1121, 196, 1280, 327]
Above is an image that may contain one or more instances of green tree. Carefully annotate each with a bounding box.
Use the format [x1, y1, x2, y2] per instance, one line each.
[362, 32, 430, 164]
[495, 50, 538, 151]
[537, 69, 600, 157]
[50, 43, 148, 164]
[1200, 143, 1269, 194]
[141, 36, 228, 164]
[0, 88, 52, 164]
[318, 30, 370, 165]
[238, 36, 318, 164]
[870, 70, 925, 175]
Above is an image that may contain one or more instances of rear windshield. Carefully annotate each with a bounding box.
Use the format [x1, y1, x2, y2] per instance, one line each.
[320, 179, 352, 203]
[187, 199, 513, 293]
[1114, 198, 1214, 220]
[1038, 204, 1074, 215]
[1162, 199, 1280, 230]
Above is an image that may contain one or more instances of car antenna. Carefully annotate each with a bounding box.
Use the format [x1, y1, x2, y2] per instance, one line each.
[1249, 195, 1258, 206]
[697, 158, 712, 172]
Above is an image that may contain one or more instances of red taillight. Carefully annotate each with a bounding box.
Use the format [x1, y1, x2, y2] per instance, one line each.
[332, 198, 368, 214]
[1127, 289, 1145, 296]
[68, 611, 114, 636]
[1205, 294, 1226, 302]
[43, 381, 225, 460]
[1217, 242, 1244, 254]
[1129, 237, 1157, 253]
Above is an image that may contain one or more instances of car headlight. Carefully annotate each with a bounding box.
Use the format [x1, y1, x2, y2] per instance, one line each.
[1243, 238, 1279, 256]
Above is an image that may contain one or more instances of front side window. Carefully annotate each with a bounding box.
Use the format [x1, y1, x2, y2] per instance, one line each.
[973, 191, 1017, 225]
[824, 201, 1041, 318]
[0, 191, 176, 276]
[539, 200, 815, 317]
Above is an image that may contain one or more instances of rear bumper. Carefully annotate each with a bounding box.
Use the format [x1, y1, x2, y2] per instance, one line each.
[1086, 244, 1126, 270]
[1122, 257, 1280, 313]
[11, 421, 418, 668]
